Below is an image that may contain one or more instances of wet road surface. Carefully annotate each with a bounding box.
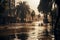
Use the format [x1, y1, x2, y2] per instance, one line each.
[0, 21, 54, 40]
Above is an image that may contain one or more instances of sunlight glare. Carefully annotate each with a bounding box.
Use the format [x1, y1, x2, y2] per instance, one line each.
[15, 0, 40, 15]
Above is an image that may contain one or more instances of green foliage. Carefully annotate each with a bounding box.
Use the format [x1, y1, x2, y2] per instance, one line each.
[16, 1, 30, 22]
[38, 0, 52, 13]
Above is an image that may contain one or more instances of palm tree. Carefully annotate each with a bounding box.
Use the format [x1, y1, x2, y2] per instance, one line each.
[16, 1, 30, 23]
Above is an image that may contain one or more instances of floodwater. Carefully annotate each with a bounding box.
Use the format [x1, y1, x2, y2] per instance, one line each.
[0, 21, 54, 40]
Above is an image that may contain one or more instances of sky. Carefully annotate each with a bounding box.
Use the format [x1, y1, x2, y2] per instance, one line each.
[15, 0, 40, 15]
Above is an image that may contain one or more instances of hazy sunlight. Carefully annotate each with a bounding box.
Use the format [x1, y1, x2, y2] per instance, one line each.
[15, 0, 40, 15]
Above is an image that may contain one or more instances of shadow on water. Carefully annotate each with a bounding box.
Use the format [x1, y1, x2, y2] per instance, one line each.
[0, 33, 28, 40]
[0, 26, 29, 40]
[17, 33, 28, 40]
[0, 21, 54, 40]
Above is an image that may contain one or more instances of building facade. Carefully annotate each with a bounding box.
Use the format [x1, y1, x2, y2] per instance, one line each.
[5, 0, 15, 17]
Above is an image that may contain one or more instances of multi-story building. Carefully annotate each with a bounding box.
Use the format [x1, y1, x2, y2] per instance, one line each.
[0, 0, 16, 25]
[5, 0, 15, 17]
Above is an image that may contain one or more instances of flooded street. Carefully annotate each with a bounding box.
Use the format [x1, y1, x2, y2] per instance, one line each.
[0, 21, 54, 40]
[0, 0, 59, 40]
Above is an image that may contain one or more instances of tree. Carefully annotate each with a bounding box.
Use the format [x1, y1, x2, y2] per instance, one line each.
[38, 0, 52, 23]
[38, 0, 52, 13]
[54, 0, 60, 40]
[31, 10, 35, 20]
[38, 14, 40, 18]
[16, 1, 30, 23]
[49, 5, 57, 36]
[37, 0, 52, 36]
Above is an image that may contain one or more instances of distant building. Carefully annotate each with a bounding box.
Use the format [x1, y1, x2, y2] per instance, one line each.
[0, 0, 6, 15]
[4, 0, 15, 17]
[9, 0, 15, 17]
[0, 0, 16, 25]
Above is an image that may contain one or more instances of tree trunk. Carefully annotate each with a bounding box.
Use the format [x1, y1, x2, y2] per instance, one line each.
[44, 13, 49, 36]
[32, 16, 33, 20]
[54, 6, 60, 40]
[21, 18, 25, 23]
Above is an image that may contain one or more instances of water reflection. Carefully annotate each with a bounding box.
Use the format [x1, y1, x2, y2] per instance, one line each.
[0, 21, 54, 40]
